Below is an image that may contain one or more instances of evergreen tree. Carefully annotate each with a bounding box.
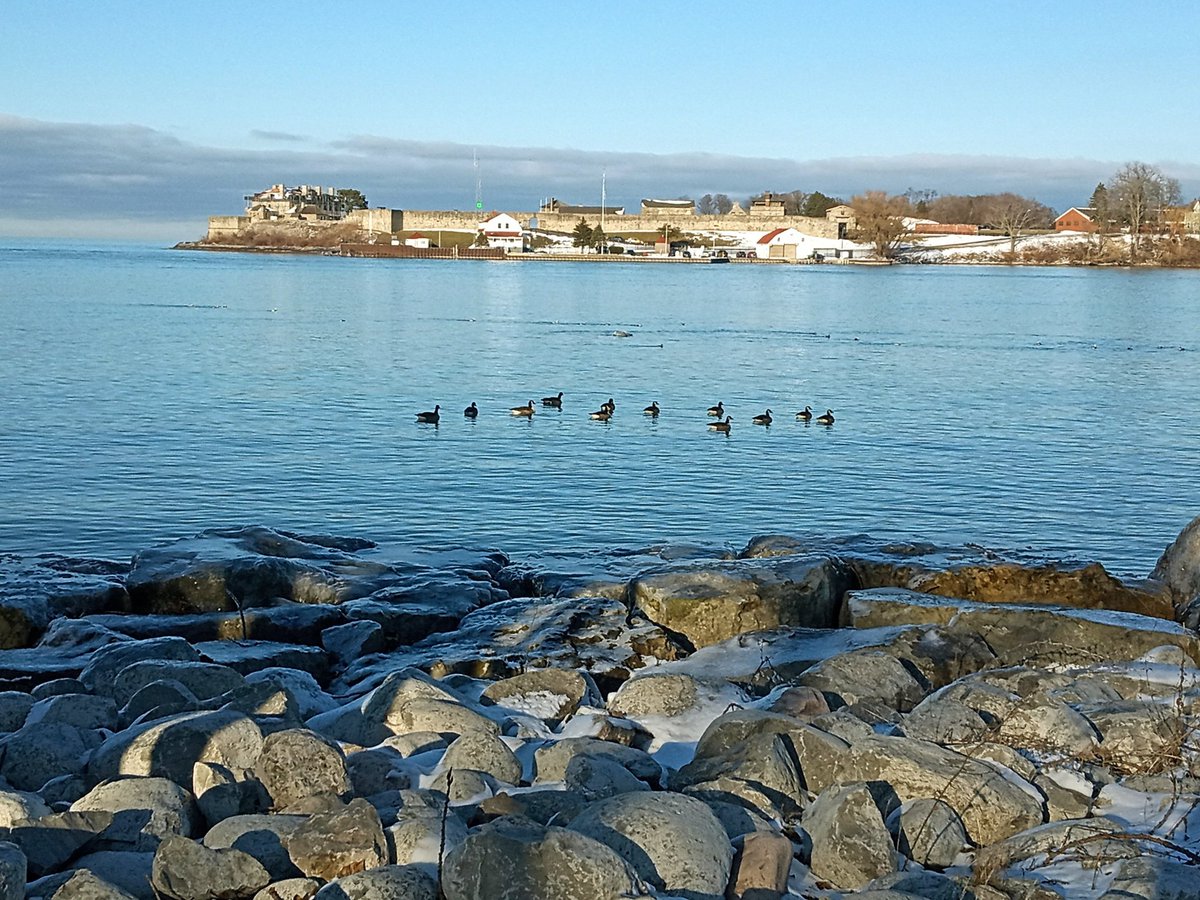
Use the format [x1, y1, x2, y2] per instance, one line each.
[572, 219, 593, 249]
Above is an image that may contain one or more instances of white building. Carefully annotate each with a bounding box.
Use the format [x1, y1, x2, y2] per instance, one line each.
[404, 232, 431, 249]
[755, 227, 810, 260]
[478, 212, 527, 251]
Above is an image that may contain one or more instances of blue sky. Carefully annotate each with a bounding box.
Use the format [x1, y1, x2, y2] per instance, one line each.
[2, 1, 1198, 237]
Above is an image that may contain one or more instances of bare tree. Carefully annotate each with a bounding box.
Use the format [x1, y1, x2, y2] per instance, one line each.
[714, 193, 734, 215]
[992, 200, 1038, 255]
[1109, 162, 1181, 261]
[850, 191, 912, 259]
[697, 194, 717, 215]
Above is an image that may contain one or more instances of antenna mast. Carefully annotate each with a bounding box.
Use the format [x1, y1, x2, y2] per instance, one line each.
[473, 149, 483, 212]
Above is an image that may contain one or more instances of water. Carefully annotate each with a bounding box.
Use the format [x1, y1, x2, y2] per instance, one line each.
[1, 241, 1198, 576]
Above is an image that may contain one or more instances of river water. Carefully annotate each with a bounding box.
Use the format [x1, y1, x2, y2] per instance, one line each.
[1, 241, 1197, 576]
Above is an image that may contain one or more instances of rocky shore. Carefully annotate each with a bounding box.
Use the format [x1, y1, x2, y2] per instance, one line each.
[1, 521, 1199, 899]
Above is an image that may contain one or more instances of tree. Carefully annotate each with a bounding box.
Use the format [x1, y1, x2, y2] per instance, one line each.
[1089, 182, 1111, 251]
[591, 224, 606, 251]
[471, 230, 489, 248]
[904, 188, 939, 216]
[697, 194, 718, 215]
[1109, 162, 1182, 261]
[993, 201, 1035, 256]
[800, 191, 840, 218]
[572, 219, 593, 250]
[849, 191, 912, 259]
[337, 189, 368, 210]
[714, 194, 734, 215]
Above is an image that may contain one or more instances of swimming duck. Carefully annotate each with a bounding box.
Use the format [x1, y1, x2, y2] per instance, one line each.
[708, 415, 732, 433]
[816, 409, 835, 425]
[795, 405, 813, 422]
[706, 402, 725, 417]
[510, 401, 536, 417]
[541, 391, 563, 408]
[752, 409, 772, 426]
[416, 404, 440, 424]
[644, 401, 660, 417]
[602, 398, 615, 413]
[464, 402, 478, 419]
[589, 407, 612, 421]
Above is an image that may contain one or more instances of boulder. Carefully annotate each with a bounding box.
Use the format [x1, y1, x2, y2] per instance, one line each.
[0, 553, 127, 649]
[438, 732, 521, 785]
[284, 799, 388, 881]
[71, 778, 199, 852]
[250, 880, 319, 900]
[1152, 515, 1200, 610]
[797, 650, 927, 712]
[766, 686, 830, 720]
[1102, 855, 1200, 900]
[835, 735, 1044, 845]
[2, 810, 113, 877]
[973, 817, 1135, 874]
[50, 850, 155, 900]
[112, 662, 244, 707]
[321, 621, 385, 669]
[26, 693, 119, 732]
[1085, 700, 1187, 774]
[0, 691, 35, 731]
[150, 835, 270, 900]
[80, 638, 200, 698]
[119, 680, 202, 727]
[218, 681, 303, 724]
[0, 787, 51, 827]
[474, 789, 585, 828]
[245, 669, 337, 720]
[192, 763, 269, 827]
[726, 831, 792, 900]
[672, 733, 803, 816]
[886, 799, 968, 869]
[803, 783, 897, 890]
[569, 791, 733, 898]
[901, 697, 990, 745]
[607, 672, 706, 718]
[345, 748, 413, 797]
[88, 711, 264, 788]
[385, 793, 468, 872]
[202, 814, 305, 882]
[563, 754, 650, 802]
[442, 817, 643, 900]
[32, 868, 141, 899]
[479, 668, 595, 723]
[312, 866, 438, 900]
[996, 699, 1100, 758]
[87, 604, 345, 646]
[533, 738, 661, 785]
[0, 619, 128, 691]
[1, 722, 97, 791]
[255, 730, 350, 809]
[628, 556, 853, 648]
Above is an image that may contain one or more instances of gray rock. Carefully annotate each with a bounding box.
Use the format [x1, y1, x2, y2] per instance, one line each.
[0, 787, 51, 826]
[34, 868, 140, 899]
[250, 879, 319, 900]
[150, 835, 270, 900]
[974, 817, 1135, 873]
[88, 711, 264, 788]
[113, 662, 245, 708]
[313, 866, 438, 900]
[803, 782, 897, 890]
[381, 732, 447, 758]
[628, 556, 852, 648]
[284, 798, 388, 881]
[0, 691, 34, 732]
[766, 685, 830, 719]
[345, 748, 413, 797]
[442, 818, 643, 900]
[385, 796, 467, 872]
[569, 791, 733, 898]
[26, 693, 119, 732]
[192, 763, 269, 827]
[1085, 699, 1187, 774]
[1103, 855, 1200, 900]
[255, 730, 350, 809]
[1153, 514, 1200, 610]
[810, 709, 875, 743]
[40, 775, 91, 807]
[0, 841, 24, 900]
[321, 621, 385, 670]
[218, 681, 303, 724]
[901, 697, 990, 745]
[72, 778, 199, 852]
[533, 738, 661, 785]
[563, 754, 650, 802]
[379, 698, 497, 740]
[119, 680, 202, 727]
[0, 620, 127, 691]
[202, 814, 305, 882]
[195, 641, 328, 681]
[439, 732, 521, 785]
[886, 799, 968, 869]
[244, 669, 336, 720]
[1, 722, 97, 791]
[798, 650, 927, 712]
[835, 734, 1044, 845]
[996, 699, 1100, 757]
[0, 553, 127, 649]
[3, 810, 113, 877]
[864, 871, 977, 900]
[672, 733, 803, 816]
[80, 638, 200, 698]
[607, 672, 702, 718]
[54, 850, 155, 900]
[480, 668, 595, 723]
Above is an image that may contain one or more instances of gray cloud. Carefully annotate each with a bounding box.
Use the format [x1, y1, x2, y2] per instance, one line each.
[2, 115, 1198, 240]
[250, 129, 310, 143]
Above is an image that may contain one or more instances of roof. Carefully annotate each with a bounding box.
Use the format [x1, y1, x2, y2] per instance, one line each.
[552, 205, 623, 216]
[1057, 207, 1096, 220]
[757, 228, 793, 244]
[407, 232, 428, 239]
[642, 199, 694, 208]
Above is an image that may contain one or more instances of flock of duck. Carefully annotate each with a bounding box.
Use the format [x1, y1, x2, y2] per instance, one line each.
[415, 394, 835, 432]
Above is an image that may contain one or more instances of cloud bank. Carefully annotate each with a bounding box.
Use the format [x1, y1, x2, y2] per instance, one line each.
[2, 115, 1197, 240]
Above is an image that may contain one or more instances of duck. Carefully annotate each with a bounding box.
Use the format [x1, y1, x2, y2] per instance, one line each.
[510, 401, 536, 417]
[708, 415, 733, 433]
[416, 404, 440, 424]
[706, 401, 725, 418]
[589, 407, 612, 421]
[541, 391, 563, 408]
[816, 409, 835, 425]
[644, 401, 660, 417]
[752, 409, 772, 426]
[602, 398, 616, 413]
[463, 402, 478, 419]
[795, 405, 813, 422]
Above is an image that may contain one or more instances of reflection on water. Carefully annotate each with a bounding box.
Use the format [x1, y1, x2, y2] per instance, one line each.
[1, 244, 1198, 577]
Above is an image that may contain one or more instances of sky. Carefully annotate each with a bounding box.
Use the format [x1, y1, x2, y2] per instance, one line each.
[2, 1, 1198, 239]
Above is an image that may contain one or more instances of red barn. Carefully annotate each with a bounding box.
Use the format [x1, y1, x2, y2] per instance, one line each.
[1054, 207, 1099, 233]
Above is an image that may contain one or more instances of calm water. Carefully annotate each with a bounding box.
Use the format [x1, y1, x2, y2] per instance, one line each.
[1, 241, 1198, 576]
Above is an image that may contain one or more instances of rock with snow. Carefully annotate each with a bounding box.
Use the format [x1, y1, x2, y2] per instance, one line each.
[255, 729, 350, 809]
[438, 732, 521, 786]
[150, 835, 270, 900]
[313, 865, 438, 900]
[480, 668, 595, 723]
[72, 778, 199, 852]
[284, 799, 388, 881]
[973, 817, 1136, 874]
[533, 738, 661, 785]
[798, 649, 927, 712]
[803, 782, 897, 890]
[995, 699, 1100, 758]
[1101, 855, 1200, 900]
[441, 818, 644, 900]
[385, 792, 468, 872]
[569, 791, 733, 898]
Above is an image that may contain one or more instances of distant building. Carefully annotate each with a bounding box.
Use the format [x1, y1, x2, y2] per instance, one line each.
[1054, 207, 1099, 233]
[1183, 200, 1200, 234]
[404, 232, 431, 249]
[538, 198, 625, 217]
[641, 198, 695, 217]
[756, 227, 807, 260]
[725, 202, 747, 216]
[913, 223, 980, 236]
[245, 183, 351, 220]
[750, 192, 787, 218]
[478, 212, 527, 251]
[824, 204, 856, 239]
